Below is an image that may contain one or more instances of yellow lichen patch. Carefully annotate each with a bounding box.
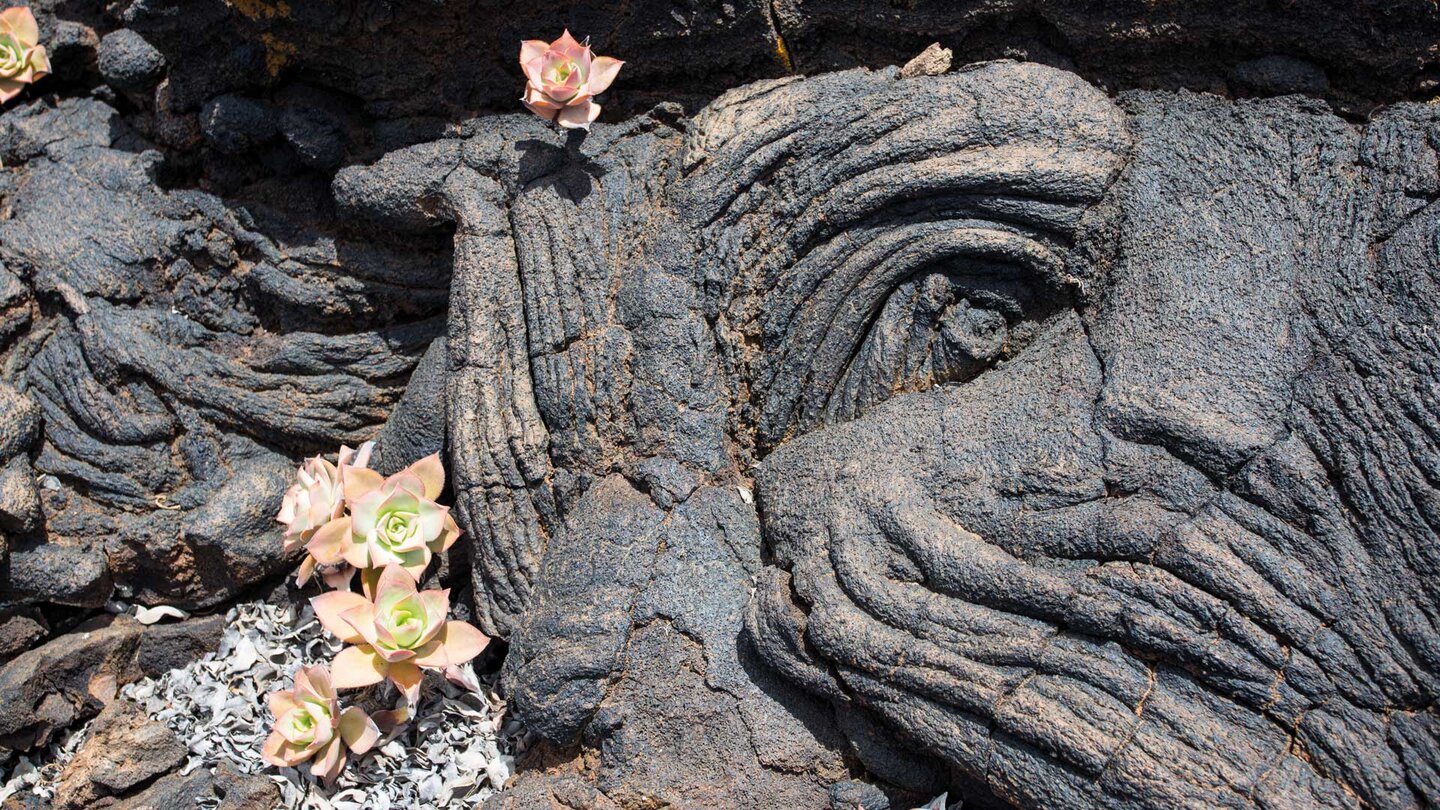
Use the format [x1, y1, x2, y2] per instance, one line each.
[261, 33, 297, 76]
[774, 31, 794, 73]
[226, 0, 290, 20]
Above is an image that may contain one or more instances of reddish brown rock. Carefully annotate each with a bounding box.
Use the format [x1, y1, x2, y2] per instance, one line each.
[51, 701, 186, 810]
[0, 612, 46, 657]
[0, 615, 143, 751]
[0, 614, 225, 752]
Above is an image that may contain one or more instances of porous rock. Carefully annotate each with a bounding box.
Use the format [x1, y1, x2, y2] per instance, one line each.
[0, 456, 42, 534]
[4, 1, 1440, 807]
[51, 700, 186, 810]
[103, 0, 1438, 169]
[339, 58, 1440, 808]
[135, 614, 225, 678]
[46, 712, 275, 809]
[1228, 54, 1329, 96]
[0, 614, 225, 752]
[212, 763, 280, 810]
[0, 95, 445, 609]
[0, 615, 144, 751]
[97, 29, 166, 94]
[899, 43, 952, 78]
[0, 612, 47, 658]
[199, 94, 279, 155]
[0, 383, 38, 464]
[370, 336, 448, 476]
[771, 0, 1436, 105]
[5, 533, 113, 609]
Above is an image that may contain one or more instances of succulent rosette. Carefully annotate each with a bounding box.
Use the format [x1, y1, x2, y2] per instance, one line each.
[314, 566, 490, 702]
[260, 664, 379, 784]
[304, 452, 460, 583]
[0, 7, 48, 104]
[519, 30, 623, 130]
[277, 441, 374, 589]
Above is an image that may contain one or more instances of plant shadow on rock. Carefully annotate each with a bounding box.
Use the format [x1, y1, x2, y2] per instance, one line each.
[514, 131, 607, 205]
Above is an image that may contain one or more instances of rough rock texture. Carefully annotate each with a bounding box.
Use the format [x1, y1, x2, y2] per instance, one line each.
[0, 614, 224, 752]
[3, 0, 1440, 807]
[110, 0, 1440, 132]
[51, 701, 186, 809]
[47, 701, 277, 809]
[741, 80, 1440, 809]
[135, 613, 225, 678]
[0, 93, 446, 610]
[333, 59, 1440, 807]
[770, 0, 1438, 108]
[96, 29, 166, 95]
[0, 615, 146, 752]
[0, 1, 1430, 611]
[0, 613, 46, 657]
[0, 0, 1424, 203]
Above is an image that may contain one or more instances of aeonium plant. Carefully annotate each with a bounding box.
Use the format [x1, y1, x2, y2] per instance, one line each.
[262, 665, 379, 784]
[278, 441, 375, 589]
[314, 565, 490, 702]
[270, 445, 483, 783]
[519, 30, 623, 130]
[0, 6, 47, 104]
[305, 453, 462, 585]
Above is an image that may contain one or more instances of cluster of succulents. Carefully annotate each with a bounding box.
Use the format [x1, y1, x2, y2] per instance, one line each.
[263, 27, 621, 786]
[267, 444, 489, 784]
[0, 6, 47, 103]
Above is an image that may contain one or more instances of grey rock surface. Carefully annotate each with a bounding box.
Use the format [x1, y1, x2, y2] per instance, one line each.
[96, 29, 166, 95]
[109, 0, 1440, 144]
[770, 0, 1435, 108]
[2, 1, 1439, 806]
[0, 95, 445, 609]
[371, 336, 449, 477]
[1, 0, 1422, 201]
[336, 59, 1440, 808]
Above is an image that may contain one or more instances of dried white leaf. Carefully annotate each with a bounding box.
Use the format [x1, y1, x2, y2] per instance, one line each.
[230, 635, 260, 671]
[89, 600, 516, 809]
[486, 755, 512, 788]
[134, 604, 190, 625]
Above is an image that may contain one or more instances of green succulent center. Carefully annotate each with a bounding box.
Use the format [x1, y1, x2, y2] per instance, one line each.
[380, 596, 427, 649]
[545, 59, 582, 85]
[0, 35, 25, 77]
[282, 701, 329, 744]
[376, 509, 418, 549]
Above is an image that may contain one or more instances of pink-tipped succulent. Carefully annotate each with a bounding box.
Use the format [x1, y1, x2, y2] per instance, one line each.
[519, 30, 623, 130]
[261, 665, 380, 784]
[314, 566, 490, 702]
[278, 441, 374, 590]
[305, 452, 461, 583]
[0, 7, 46, 104]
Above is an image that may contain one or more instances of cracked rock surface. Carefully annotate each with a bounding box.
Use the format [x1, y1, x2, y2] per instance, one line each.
[2, 1, 1439, 808]
[0, 94, 446, 611]
[335, 61, 1440, 807]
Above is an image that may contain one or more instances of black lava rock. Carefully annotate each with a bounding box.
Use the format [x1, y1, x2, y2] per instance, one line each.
[97, 29, 167, 94]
